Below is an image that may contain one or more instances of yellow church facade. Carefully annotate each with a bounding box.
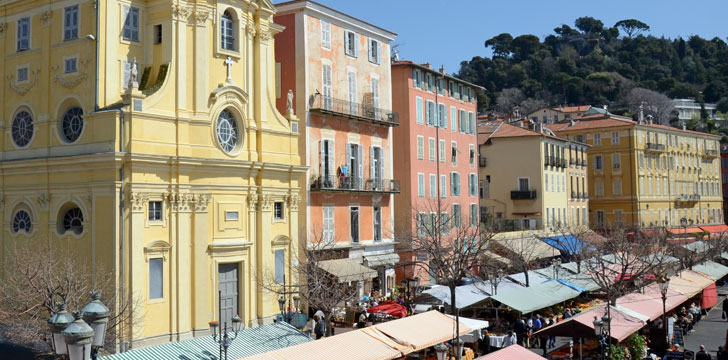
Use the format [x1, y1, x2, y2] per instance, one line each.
[0, 0, 304, 349]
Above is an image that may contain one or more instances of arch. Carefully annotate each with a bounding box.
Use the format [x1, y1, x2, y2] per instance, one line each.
[209, 91, 248, 157]
[10, 104, 36, 148]
[7, 200, 37, 236]
[271, 235, 291, 246]
[220, 8, 238, 51]
[54, 95, 86, 144]
[53, 197, 89, 238]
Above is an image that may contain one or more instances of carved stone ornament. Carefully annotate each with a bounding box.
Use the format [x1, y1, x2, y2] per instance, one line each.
[245, 24, 257, 38]
[7, 69, 40, 95]
[52, 60, 89, 88]
[171, 4, 192, 22]
[287, 194, 300, 211]
[37, 193, 50, 211]
[258, 31, 272, 43]
[0, 198, 4, 211]
[40, 11, 52, 26]
[194, 10, 210, 26]
[192, 194, 211, 212]
[90, 0, 97, 10]
[130, 192, 148, 212]
[0, 23, 7, 38]
[260, 195, 274, 211]
[168, 193, 193, 212]
[247, 193, 259, 211]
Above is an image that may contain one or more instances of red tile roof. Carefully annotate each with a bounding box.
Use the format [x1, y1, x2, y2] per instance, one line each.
[552, 105, 591, 113]
[548, 114, 721, 138]
[478, 120, 566, 144]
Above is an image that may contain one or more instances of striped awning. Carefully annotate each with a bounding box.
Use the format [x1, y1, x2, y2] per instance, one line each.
[101, 322, 311, 360]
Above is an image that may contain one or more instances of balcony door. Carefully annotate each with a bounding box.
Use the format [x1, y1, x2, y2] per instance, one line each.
[518, 177, 529, 191]
[350, 206, 360, 243]
[370, 146, 383, 189]
[320, 140, 334, 187]
[347, 144, 362, 189]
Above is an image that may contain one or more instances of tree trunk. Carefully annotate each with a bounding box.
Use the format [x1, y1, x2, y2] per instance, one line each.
[449, 284, 462, 360]
[324, 312, 333, 337]
[524, 268, 530, 287]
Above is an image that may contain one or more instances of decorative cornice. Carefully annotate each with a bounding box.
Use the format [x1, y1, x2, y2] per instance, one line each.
[167, 193, 193, 212]
[37, 193, 50, 211]
[40, 11, 52, 27]
[260, 195, 274, 211]
[7, 69, 40, 95]
[130, 192, 148, 212]
[258, 31, 272, 44]
[192, 194, 211, 212]
[52, 60, 89, 88]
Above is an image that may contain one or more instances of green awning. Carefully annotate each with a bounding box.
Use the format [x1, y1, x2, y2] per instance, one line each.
[693, 260, 728, 280]
[319, 258, 378, 283]
[489, 280, 582, 314]
[101, 322, 311, 360]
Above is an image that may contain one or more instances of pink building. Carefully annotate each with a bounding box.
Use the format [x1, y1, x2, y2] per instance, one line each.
[391, 61, 481, 285]
[274, 1, 399, 296]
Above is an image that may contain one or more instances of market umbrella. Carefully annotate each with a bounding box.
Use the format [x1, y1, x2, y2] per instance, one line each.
[366, 300, 408, 318]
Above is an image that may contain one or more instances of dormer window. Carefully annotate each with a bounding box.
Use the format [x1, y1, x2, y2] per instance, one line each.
[221, 11, 235, 51]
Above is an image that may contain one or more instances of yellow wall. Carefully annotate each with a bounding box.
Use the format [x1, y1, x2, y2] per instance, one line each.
[0, 0, 304, 349]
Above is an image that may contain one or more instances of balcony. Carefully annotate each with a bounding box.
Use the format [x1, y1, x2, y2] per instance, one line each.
[675, 194, 700, 205]
[580, 159, 587, 167]
[703, 149, 719, 158]
[488, 218, 543, 232]
[645, 143, 666, 152]
[511, 190, 537, 200]
[559, 158, 567, 167]
[309, 94, 399, 127]
[311, 175, 400, 194]
[479, 157, 487, 167]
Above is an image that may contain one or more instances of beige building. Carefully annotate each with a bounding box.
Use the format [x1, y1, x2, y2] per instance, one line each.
[550, 113, 723, 228]
[528, 105, 595, 124]
[478, 121, 585, 231]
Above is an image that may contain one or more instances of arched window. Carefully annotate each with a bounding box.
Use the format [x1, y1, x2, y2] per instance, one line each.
[221, 11, 234, 51]
[216, 109, 238, 153]
[62, 207, 84, 234]
[12, 110, 34, 147]
[12, 209, 32, 233]
[62, 107, 84, 143]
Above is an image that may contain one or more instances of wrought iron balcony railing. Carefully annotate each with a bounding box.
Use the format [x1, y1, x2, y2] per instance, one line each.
[310, 175, 400, 194]
[703, 149, 718, 158]
[309, 94, 399, 127]
[646, 143, 666, 152]
[511, 190, 537, 200]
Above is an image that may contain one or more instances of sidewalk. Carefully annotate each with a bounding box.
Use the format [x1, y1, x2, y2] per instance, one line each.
[683, 290, 728, 357]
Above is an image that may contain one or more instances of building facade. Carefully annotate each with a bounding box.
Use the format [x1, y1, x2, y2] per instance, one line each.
[478, 121, 583, 232]
[390, 61, 480, 285]
[721, 144, 728, 224]
[673, 98, 722, 123]
[527, 105, 593, 125]
[551, 114, 723, 228]
[0, 0, 304, 349]
[273, 1, 399, 296]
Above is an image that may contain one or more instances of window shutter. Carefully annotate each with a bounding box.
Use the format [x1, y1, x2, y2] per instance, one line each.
[327, 141, 334, 179]
[371, 79, 379, 109]
[320, 140, 326, 177]
[369, 146, 375, 179]
[413, 68, 418, 88]
[379, 149, 385, 181]
[425, 102, 431, 125]
[354, 33, 359, 57]
[368, 40, 374, 62]
[358, 145, 363, 186]
[346, 144, 352, 176]
[344, 31, 350, 55]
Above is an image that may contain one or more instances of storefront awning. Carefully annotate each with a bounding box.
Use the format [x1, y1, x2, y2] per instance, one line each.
[667, 270, 714, 297]
[319, 259, 377, 283]
[482, 250, 511, 266]
[489, 280, 582, 314]
[102, 323, 311, 360]
[683, 240, 709, 253]
[421, 283, 491, 309]
[508, 270, 552, 287]
[490, 234, 560, 262]
[364, 253, 400, 267]
[373, 311, 472, 352]
[667, 227, 704, 235]
[475, 344, 546, 360]
[615, 292, 664, 321]
[642, 283, 689, 313]
[540, 235, 593, 255]
[535, 305, 646, 343]
[447, 315, 490, 331]
[693, 260, 728, 280]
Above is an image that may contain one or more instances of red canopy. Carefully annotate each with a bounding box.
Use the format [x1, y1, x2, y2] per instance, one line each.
[700, 225, 728, 234]
[366, 301, 407, 318]
[701, 283, 718, 310]
[667, 227, 703, 234]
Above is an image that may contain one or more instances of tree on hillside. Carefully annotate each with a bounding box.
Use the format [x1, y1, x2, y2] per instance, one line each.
[485, 33, 513, 58]
[575, 16, 604, 35]
[624, 87, 675, 124]
[614, 19, 650, 38]
[495, 88, 525, 113]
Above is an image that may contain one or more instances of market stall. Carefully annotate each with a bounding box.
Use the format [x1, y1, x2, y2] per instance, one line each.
[474, 344, 546, 359]
[488, 280, 583, 314]
[693, 260, 728, 280]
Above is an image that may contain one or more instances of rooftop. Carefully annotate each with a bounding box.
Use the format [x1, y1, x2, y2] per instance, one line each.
[275, 0, 397, 40]
[546, 113, 721, 138]
[392, 61, 486, 91]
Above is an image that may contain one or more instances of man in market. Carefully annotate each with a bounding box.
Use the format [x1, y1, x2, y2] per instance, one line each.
[695, 345, 711, 360]
[533, 314, 543, 348]
[514, 317, 526, 346]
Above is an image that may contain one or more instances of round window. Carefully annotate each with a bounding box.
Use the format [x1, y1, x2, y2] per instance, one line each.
[62, 107, 84, 143]
[12, 210, 32, 233]
[12, 110, 34, 147]
[62, 207, 84, 234]
[216, 110, 238, 153]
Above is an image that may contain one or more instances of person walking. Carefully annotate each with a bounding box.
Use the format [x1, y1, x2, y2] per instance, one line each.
[314, 315, 326, 339]
[696, 345, 711, 360]
[717, 346, 728, 360]
[514, 318, 526, 346]
[503, 331, 517, 347]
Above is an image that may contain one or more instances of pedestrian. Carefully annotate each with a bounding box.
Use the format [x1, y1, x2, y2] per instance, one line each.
[717, 346, 728, 360]
[526, 316, 534, 347]
[548, 317, 557, 348]
[514, 317, 526, 346]
[533, 314, 543, 348]
[478, 329, 492, 355]
[723, 295, 728, 321]
[503, 330, 517, 347]
[314, 315, 326, 339]
[696, 345, 711, 360]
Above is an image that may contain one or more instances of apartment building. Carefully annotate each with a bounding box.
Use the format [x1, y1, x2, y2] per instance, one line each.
[721, 144, 728, 224]
[550, 114, 723, 228]
[478, 121, 585, 232]
[0, 0, 304, 348]
[274, 1, 399, 296]
[391, 61, 480, 285]
[528, 105, 594, 124]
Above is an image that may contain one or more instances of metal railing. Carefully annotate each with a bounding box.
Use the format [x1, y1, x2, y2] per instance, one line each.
[511, 190, 537, 200]
[646, 143, 666, 152]
[703, 149, 718, 157]
[676, 194, 700, 202]
[487, 218, 544, 232]
[310, 175, 400, 194]
[309, 94, 399, 127]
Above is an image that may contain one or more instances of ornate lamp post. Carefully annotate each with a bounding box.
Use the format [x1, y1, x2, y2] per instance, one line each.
[553, 258, 562, 279]
[593, 314, 610, 360]
[48, 291, 110, 360]
[634, 275, 644, 294]
[434, 343, 449, 360]
[659, 277, 670, 350]
[209, 290, 243, 360]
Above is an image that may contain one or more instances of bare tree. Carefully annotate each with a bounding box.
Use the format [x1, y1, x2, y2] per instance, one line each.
[665, 230, 718, 271]
[489, 231, 556, 286]
[519, 98, 548, 116]
[624, 87, 675, 125]
[397, 198, 488, 359]
[495, 88, 526, 113]
[0, 239, 139, 354]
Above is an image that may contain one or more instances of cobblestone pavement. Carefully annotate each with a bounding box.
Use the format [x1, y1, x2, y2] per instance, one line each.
[683, 289, 728, 357]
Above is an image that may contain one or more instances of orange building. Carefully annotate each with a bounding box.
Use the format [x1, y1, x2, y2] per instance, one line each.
[274, 1, 399, 296]
[391, 61, 482, 285]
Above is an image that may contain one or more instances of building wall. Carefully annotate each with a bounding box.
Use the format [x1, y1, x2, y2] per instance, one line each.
[391, 63, 479, 284]
[0, 0, 303, 349]
[556, 124, 723, 228]
[566, 144, 589, 228]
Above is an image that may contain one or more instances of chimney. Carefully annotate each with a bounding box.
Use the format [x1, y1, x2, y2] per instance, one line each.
[422, 63, 431, 69]
[646, 114, 654, 125]
[681, 121, 686, 131]
[439, 65, 446, 74]
[638, 102, 644, 124]
[603, 105, 608, 111]
[569, 120, 576, 127]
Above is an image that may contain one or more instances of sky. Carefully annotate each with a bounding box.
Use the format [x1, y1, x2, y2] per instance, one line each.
[307, 0, 728, 75]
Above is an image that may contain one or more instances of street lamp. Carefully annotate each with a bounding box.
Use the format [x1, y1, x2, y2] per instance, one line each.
[48, 291, 111, 360]
[634, 275, 644, 294]
[48, 302, 74, 355]
[434, 343, 449, 360]
[553, 259, 562, 279]
[593, 314, 610, 360]
[659, 277, 670, 351]
[209, 290, 244, 360]
[452, 338, 464, 359]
